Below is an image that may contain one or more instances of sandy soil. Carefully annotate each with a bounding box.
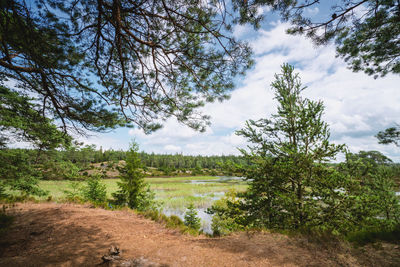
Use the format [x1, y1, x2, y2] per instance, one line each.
[0, 202, 399, 266]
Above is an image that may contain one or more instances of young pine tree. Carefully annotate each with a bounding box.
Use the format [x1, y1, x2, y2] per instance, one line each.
[236, 64, 347, 231]
[184, 204, 201, 231]
[113, 142, 155, 211]
[81, 175, 107, 204]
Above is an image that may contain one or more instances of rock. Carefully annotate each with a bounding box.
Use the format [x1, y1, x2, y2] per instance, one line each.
[102, 255, 122, 262]
[109, 245, 120, 256]
[101, 246, 168, 267]
[30, 231, 43, 236]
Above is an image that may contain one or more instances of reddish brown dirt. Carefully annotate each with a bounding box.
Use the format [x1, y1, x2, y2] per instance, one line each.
[1, 202, 399, 266]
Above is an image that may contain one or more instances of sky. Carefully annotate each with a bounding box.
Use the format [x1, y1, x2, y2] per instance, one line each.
[80, 5, 400, 162]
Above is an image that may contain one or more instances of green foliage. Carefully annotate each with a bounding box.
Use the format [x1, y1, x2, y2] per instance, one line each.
[334, 1, 400, 77]
[207, 190, 245, 236]
[112, 142, 156, 211]
[61, 143, 97, 170]
[337, 153, 400, 234]
[63, 181, 83, 202]
[0, 84, 68, 199]
[0, 86, 71, 149]
[167, 215, 185, 228]
[234, 0, 400, 77]
[42, 160, 80, 180]
[184, 204, 201, 231]
[0, 149, 47, 198]
[139, 209, 199, 235]
[222, 64, 400, 239]
[347, 150, 393, 166]
[346, 225, 400, 246]
[216, 160, 244, 176]
[376, 126, 400, 146]
[236, 64, 346, 231]
[4, 145, 250, 178]
[0, 0, 252, 139]
[0, 181, 7, 200]
[81, 176, 107, 204]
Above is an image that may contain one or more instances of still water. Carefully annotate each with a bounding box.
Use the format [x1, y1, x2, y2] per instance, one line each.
[161, 176, 245, 234]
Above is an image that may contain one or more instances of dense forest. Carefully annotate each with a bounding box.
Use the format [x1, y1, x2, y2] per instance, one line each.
[0, 145, 249, 180]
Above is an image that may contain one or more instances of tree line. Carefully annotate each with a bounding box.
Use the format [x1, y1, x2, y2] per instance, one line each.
[0, 145, 249, 180]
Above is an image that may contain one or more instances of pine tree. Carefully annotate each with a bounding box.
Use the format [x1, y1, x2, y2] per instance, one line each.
[81, 176, 107, 204]
[112, 142, 155, 211]
[234, 0, 400, 77]
[184, 204, 201, 231]
[236, 64, 347, 230]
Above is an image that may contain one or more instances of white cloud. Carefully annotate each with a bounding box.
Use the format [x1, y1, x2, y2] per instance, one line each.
[84, 21, 400, 161]
[78, 134, 126, 150]
[221, 132, 247, 147]
[233, 24, 253, 39]
[164, 144, 181, 152]
[305, 7, 319, 16]
[205, 21, 400, 160]
[257, 6, 271, 16]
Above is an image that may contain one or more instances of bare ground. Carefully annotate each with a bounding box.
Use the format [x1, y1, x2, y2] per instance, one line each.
[0, 202, 399, 267]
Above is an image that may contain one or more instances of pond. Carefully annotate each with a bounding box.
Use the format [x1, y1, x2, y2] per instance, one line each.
[153, 176, 247, 234]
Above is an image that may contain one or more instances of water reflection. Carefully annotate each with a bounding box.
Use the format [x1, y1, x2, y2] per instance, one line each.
[163, 208, 214, 234]
[161, 176, 246, 234]
[185, 176, 245, 184]
[193, 191, 225, 201]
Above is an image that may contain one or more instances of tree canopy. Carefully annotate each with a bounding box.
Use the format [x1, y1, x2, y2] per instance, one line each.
[0, 86, 71, 149]
[0, 0, 254, 146]
[377, 126, 400, 147]
[235, 0, 400, 77]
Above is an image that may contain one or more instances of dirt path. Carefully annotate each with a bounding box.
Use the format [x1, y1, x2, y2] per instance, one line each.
[0, 203, 399, 266]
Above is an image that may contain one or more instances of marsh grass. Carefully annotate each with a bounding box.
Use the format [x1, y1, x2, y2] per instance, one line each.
[38, 176, 248, 211]
[138, 209, 199, 235]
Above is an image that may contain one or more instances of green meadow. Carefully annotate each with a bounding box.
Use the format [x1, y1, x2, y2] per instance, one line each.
[39, 176, 248, 211]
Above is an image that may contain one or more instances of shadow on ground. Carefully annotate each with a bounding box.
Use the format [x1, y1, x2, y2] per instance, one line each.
[194, 231, 400, 267]
[0, 205, 114, 266]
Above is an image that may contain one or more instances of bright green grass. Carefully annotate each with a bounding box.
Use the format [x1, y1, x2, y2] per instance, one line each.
[39, 176, 248, 211]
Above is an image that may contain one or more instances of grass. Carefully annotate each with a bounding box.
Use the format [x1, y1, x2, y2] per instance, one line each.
[138, 209, 200, 236]
[38, 176, 248, 211]
[346, 227, 400, 245]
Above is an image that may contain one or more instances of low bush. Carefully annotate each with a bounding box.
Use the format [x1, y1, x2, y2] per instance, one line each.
[139, 209, 199, 235]
[207, 190, 245, 236]
[63, 180, 83, 202]
[346, 225, 400, 245]
[81, 176, 107, 204]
